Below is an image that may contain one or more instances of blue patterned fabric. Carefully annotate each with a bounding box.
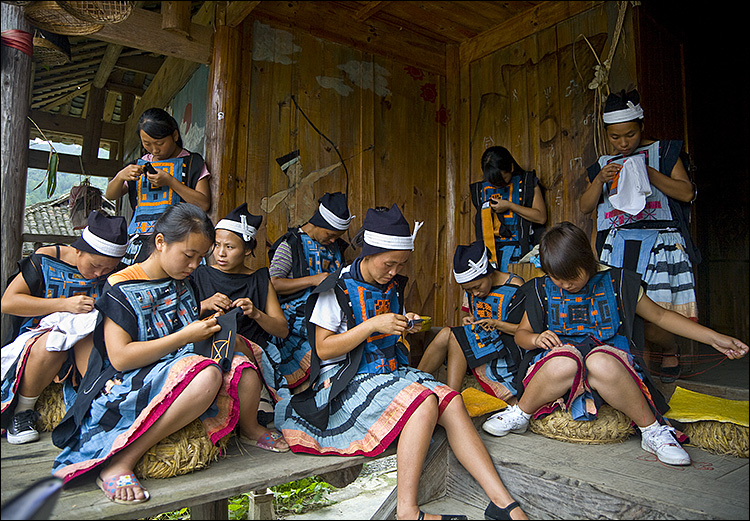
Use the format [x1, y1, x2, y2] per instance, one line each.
[275, 264, 458, 456]
[452, 279, 522, 398]
[51, 273, 252, 483]
[1, 253, 109, 430]
[275, 232, 344, 388]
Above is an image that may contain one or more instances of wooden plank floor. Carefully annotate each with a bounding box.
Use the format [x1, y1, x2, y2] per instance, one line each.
[426, 428, 749, 520]
[1, 433, 394, 520]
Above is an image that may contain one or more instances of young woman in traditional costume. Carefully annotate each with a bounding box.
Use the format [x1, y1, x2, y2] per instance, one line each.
[579, 89, 700, 382]
[418, 241, 524, 401]
[50, 203, 284, 505]
[1, 211, 128, 445]
[470, 146, 547, 272]
[482, 222, 747, 466]
[274, 204, 527, 520]
[268, 191, 353, 391]
[105, 108, 211, 265]
[191, 203, 291, 447]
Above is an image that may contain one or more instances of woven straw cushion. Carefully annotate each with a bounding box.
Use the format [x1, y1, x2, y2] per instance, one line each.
[35, 382, 230, 477]
[36, 382, 67, 432]
[683, 421, 749, 458]
[529, 404, 635, 444]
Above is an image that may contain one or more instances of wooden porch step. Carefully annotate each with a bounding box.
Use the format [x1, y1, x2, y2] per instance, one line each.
[417, 427, 748, 520]
[1, 432, 395, 520]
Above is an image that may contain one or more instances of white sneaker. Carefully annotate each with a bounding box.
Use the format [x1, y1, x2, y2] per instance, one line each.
[641, 424, 691, 466]
[482, 405, 529, 437]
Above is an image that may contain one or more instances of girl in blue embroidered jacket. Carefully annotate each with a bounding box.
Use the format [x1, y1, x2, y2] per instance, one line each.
[484, 222, 747, 468]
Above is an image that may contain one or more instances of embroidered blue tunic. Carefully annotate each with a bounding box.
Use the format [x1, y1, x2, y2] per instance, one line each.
[269, 229, 346, 389]
[274, 262, 457, 456]
[452, 275, 523, 400]
[1, 250, 111, 430]
[51, 267, 254, 483]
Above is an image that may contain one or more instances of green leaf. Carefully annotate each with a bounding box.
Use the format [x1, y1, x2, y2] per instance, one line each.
[46, 151, 58, 198]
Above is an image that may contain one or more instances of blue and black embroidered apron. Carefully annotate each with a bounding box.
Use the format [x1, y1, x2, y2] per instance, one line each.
[1, 252, 109, 430]
[122, 157, 186, 264]
[276, 263, 457, 456]
[517, 269, 668, 422]
[274, 231, 345, 388]
[52, 274, 254, 482]
[452, 278, 522, 398]
[470, 172, 538, 271]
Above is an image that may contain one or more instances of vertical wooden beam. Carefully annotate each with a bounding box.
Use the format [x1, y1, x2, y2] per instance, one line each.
[161, 1, 191, 36]
[1, 3, 33, 340]
[82, 86, 106, 166]
[442, 43, 465, 326]
[205, 5, 242, 223]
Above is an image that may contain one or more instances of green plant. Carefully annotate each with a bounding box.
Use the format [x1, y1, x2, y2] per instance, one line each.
[271, 477, 333, 515]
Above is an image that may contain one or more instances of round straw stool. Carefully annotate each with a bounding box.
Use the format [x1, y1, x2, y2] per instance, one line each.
[134, 419, 233, 479]
[683, 421, 749, 458]
[35, 382, 67, 432]
[529, 404, 635, 444]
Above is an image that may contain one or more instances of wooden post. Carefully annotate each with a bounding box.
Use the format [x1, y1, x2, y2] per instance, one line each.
[205, 7, 242, 223]
[1, 3, 33, 341]
[161, 0, 191, 36]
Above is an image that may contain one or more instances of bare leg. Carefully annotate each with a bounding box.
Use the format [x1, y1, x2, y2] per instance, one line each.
[644, 322, 679, 371]
[445, 334, 468, 391]
[98, 365, 223, 502]
[236, 365, 289, 450]
[516, 355, 578, 414]
[72, 333, 94, 378]
[396, 395, 438, 520]
[17, 332, 67, 398]
[585, 352, 656, 428]
[417, 327, 451, 376]
[439, 398, 527, 520]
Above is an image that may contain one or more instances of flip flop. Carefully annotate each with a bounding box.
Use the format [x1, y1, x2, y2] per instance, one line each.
[241, 430, 290, 452]
[96, 472, 150, 505]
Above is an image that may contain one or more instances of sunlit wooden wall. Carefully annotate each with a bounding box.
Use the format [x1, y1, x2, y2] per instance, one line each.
[217, 2, 639, 330]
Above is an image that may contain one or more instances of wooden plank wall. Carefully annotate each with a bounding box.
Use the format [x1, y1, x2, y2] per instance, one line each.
[461, 2, 637, 243]
[234, 18, 447, 326]
[223, 3, 638, 331]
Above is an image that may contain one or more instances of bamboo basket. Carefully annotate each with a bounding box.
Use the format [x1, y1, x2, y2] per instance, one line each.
[24, 1, 103, 35]
[56, 0, 134, 24]
[529, 404, 635, 444]
[32, 30, 70, 66]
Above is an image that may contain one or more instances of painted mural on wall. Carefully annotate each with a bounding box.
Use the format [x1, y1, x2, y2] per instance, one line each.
[168, 65, 209, 156]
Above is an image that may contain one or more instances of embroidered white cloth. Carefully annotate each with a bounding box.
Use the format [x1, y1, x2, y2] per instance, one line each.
[1, 311, 99, 381]
[609, 155, 652, 215]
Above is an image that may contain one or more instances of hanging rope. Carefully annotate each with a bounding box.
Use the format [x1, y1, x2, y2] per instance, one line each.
[574, 1, 634, 157]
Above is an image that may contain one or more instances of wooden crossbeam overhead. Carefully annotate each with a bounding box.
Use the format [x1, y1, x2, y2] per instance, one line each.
[354, 1, 390, 22]
[226, 0, 260, 27]
[92, 6, 213, 64]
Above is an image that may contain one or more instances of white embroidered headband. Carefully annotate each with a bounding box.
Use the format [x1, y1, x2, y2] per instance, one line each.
[453, 248, 490, 284]
[318, 202, 355, 231]
[216, 215, 257, 241]
[81, 226, 128, 257]
[363, 221, 424, 251]
[603, 101, 645, 124]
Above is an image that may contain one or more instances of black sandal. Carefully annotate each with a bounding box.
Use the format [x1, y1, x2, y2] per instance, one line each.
[485, 501, 520, 520]
[417, 511, 468, 520]
[660, 353, 681, 383]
